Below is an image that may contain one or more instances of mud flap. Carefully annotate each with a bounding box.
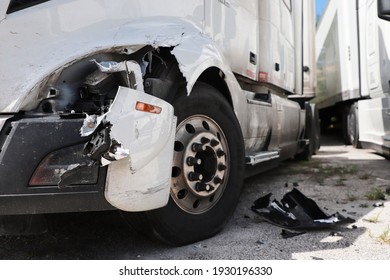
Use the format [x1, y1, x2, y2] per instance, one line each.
[82, 86, 176, 212]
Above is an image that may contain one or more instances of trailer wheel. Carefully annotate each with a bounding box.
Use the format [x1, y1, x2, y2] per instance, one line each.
[342, 105, 352, 145]
[122, 82, 245, 245]
[311, 103, 321, 154]
[296, 103, 320, 160]
[347, 103, 361, 148]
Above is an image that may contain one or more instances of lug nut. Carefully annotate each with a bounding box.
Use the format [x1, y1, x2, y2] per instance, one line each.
[188, 172, 203, 181]
[195, 182, 213, 192]
[192, 143, 205, 152]
[195, 182, 206, 192]
[187, 156, 202, 166]
[216, 149, 225, 158]
[218, 164, 227, 171]
[210, 139, 219, 147]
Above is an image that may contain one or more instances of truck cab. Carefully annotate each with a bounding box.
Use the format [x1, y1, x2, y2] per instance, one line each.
[0, 0, 317, 244]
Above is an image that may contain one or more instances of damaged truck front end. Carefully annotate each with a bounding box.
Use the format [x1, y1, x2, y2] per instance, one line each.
[0, 0, 248, 244]
[3, 0, 316, 245]
[0, 49, 176, 215]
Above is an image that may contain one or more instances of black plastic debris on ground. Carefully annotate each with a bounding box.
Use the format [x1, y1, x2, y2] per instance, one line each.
[251, 188, 355, 231]
[253, 193, 272, 209]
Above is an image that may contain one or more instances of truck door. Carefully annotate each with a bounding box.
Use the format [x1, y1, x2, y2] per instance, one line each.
[377, 1, 390, 96]
[358, 0, 390, 150]
[204, 0, 259, 80]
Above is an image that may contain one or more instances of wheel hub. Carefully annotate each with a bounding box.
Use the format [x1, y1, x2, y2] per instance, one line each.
[171, 115, 229, 214]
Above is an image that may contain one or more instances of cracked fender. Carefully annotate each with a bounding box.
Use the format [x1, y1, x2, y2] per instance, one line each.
[101, 86, 176, 211]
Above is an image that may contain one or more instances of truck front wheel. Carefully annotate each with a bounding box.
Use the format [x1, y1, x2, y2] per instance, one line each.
[122, 82, 245, 245]
[347, 103, 362, 148]
[296, 103, 320, 160]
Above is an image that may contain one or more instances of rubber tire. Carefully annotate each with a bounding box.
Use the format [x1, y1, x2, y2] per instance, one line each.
[342, 105, 352, 145]
[122, 82, 245, 245]
[310, 103, 321, 155]
[296, 102, 316, 160]
[347, 103, 362, 148]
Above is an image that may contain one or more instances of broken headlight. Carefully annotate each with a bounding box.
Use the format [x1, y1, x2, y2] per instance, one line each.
[29, 144, 98, 186]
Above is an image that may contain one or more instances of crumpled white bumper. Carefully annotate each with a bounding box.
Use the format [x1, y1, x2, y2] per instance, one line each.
[86, 86, 176, 212]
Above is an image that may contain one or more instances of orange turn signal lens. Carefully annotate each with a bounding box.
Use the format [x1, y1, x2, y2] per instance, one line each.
[135, 101, 162, 114]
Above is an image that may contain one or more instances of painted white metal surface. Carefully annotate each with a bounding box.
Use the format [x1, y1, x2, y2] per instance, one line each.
[315, 0, 361, 109]
[0, 0, 203, 113]
[359, 97, 390, 146]
[204, 0, 301, 94]
[104, 87, 175, 173]
[0, 0, 252, 133]
[103, 87, 176, 211]
[359, 0, 390, 97]
[358, 0, 390, 146]
[204, 0, 260, 80]
[302, 0, 317, 97]
[0, 2, 7, 20]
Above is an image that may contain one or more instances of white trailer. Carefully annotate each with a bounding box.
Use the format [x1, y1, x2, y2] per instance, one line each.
[0, 0, 317, 244]
[315, 0, 390, 156]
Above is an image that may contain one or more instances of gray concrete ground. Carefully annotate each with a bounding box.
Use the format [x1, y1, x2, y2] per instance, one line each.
[0, 134, 389, 259]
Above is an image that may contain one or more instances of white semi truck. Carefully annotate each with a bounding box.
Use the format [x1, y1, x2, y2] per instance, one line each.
[315, 0, 390, 156]
[0, 0, 317, 245]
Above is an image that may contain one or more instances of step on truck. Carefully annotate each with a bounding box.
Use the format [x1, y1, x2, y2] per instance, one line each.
[315, 0, 390, 156]
[0, 0, 317, 245]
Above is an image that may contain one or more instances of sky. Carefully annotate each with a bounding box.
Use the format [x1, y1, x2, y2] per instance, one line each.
[316, 0, 328, 18]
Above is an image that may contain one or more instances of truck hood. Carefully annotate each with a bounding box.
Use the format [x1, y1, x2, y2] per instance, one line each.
[0, 15, 226, 113]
